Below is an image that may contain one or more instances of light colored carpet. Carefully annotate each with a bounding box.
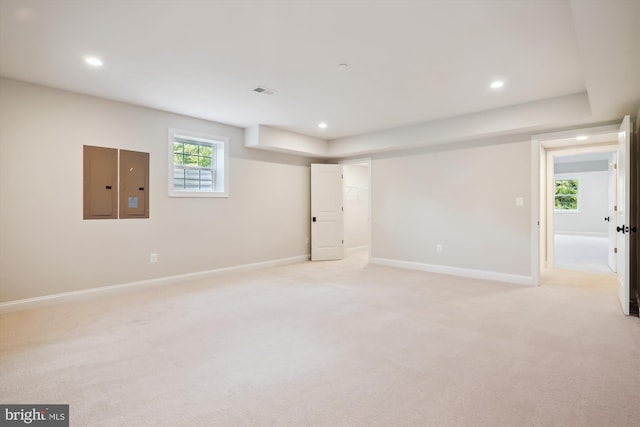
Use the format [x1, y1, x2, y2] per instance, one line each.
[1, 250, 639, 427]
[554, 234, 613, 275]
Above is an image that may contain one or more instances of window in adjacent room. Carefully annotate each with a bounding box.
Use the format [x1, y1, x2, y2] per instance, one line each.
[554, 178, 579, 211]
[168, 129, 228, 197]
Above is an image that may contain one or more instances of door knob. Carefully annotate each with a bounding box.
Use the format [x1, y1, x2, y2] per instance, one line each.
[617, 225, 626, 234]
[312, 217, 316, 222]
[630, 226, 637, 233]
[604, 216, 610, 222]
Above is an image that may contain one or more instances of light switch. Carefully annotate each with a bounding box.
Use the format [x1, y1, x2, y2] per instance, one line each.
[515, 197, 524, 207]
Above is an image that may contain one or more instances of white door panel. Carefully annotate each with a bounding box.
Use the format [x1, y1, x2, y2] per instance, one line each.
[617, 115, 631, 315]
[311, 164, 344, 261]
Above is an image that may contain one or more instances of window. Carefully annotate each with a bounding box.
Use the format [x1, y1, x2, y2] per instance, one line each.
[168, 129, 228, 197]
[554, 178, 579, 211]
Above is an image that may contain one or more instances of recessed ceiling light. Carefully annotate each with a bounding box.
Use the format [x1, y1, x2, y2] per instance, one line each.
[84, 56, 103, 67]
[337, 63, 349, 69]
[576, 135, 588, 141]
[318, 122, 328, 129]
[490, 80, 505, 89]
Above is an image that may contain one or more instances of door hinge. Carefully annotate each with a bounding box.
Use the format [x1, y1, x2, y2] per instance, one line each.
[342, 240, 344, 245]
[342, 206, 344, 212]
[614, 205, 617, 211]
[614, 163, 617, 169]
[614, 248, 618, 254]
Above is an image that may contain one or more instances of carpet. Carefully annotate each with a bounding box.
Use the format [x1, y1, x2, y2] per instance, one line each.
[1, 251, 638, 426]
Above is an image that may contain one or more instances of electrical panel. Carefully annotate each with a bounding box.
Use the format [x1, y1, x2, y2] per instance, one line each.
[83, 145, 118, 219]
[83, 145, 149, 220]
[119, 150, 149, 219]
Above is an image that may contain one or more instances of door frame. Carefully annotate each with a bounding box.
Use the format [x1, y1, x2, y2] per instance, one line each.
[543, 144, 617, 269]
[339, 158, 372, 260]
[607, 154, 619, 273]
[530, 123, 620, 285]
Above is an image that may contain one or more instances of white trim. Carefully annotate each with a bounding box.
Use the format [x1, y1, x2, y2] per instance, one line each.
[337, 158, 371, 166]
[0, 255, 309, 314]
[532, 124, 619, 279]
[369, 258, 535, 286]
[531, 138, 541, 284]
[545, 149, 556, 267]
[533, 123, 619, 148]
[168, 128, 230, 198]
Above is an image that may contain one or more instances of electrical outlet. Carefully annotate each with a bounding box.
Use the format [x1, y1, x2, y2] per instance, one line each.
[150, 253, 158, 263]
[436, 244, 443, 253]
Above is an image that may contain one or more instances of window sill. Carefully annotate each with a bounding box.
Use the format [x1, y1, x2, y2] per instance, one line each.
[169, 191, 229, 198]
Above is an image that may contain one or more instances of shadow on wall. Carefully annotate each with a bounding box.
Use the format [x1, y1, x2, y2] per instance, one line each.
[343, 163, 369, 250]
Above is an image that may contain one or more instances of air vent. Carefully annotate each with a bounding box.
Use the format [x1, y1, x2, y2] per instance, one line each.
[253, 86, 276, 95]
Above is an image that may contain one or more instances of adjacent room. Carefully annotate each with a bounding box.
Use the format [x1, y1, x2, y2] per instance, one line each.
[1, 1, 639, 426]
[553, 151, 616, 274]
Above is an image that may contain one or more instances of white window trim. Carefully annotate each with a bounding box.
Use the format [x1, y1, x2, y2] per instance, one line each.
[168, 128, 229, 198]
[553, 175, 580, 213]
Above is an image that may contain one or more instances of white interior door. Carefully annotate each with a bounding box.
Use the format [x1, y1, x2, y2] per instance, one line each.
[616, 115, 631, 315]
[607, 155, 618, 273]
[311, 164, 344, 261]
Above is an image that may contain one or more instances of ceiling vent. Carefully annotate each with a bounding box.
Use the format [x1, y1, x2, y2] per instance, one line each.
[253, 86, 276, 95]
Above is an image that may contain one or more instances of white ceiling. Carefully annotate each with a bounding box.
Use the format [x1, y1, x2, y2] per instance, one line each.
[1, 0, 638, 142]
[554, 151, 613, 164]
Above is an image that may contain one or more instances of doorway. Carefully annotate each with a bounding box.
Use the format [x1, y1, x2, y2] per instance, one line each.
[533, 117, 636, 316]
[534, 125, 624, 298]
[341, 159, 371, 259]
[552, 150, 616, 274]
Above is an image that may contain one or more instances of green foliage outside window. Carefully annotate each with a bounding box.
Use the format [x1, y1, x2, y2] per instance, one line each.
[555, 179, 578, 210]
[173, 139, 215, 191]
[173, 142, 213, 167]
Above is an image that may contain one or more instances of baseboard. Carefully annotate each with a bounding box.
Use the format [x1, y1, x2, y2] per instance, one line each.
[0, 254, 310, 314]
[555, 231, 608, 238]
[346, 245, 369, 252]
[369, 257, 535, 286]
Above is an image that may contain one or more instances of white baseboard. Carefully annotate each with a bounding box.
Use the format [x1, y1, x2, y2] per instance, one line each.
[369, 257, 535, 286]
[0, 255, 309, 314]
[346, 245, 369, 252]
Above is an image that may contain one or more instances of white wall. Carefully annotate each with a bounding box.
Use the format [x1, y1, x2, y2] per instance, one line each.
[554, 171, 608, 236]
[245, 125, 328, 157]
[0, 78, 313, 303]
[371, 141, 532, 277]
[329, 93, 591, 157]
[343, 164, 369, 249]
